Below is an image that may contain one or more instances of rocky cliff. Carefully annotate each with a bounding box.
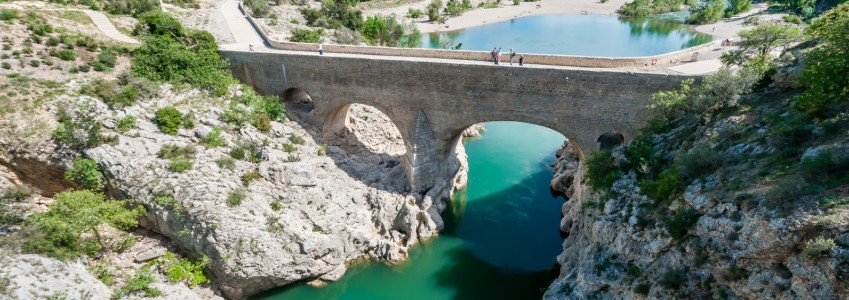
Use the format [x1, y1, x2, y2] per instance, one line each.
[0, 80, 468, 299]
[544, 119, 849, 298]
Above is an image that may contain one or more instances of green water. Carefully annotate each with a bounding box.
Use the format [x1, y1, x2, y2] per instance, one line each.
[256, 122, 567, 299]
[423, 13, 715, 56]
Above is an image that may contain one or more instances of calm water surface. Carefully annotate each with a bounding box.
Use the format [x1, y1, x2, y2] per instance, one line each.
[256, 122, 566, 300]
[423, 13, 714, 56]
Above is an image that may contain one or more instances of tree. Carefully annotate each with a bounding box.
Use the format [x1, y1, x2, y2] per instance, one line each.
[65, 157, 105, 191]
[722, 24, 801, 64]
[686, 0, 724, 24]
[794, 3, 849, 119]
[23, 190, 145, 259]
[725, 0, 751, 17]
[427, 0, 442, 21]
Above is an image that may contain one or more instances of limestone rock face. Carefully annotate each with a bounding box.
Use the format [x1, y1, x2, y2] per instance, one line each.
[81, 95, 466, 299]
[0, 254, 112, 300]
[544, 140, 848, 299]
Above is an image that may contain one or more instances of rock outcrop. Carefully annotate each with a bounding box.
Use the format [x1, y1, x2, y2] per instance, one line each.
[544, 138, 848, 299]
[78, 87, 466, 298]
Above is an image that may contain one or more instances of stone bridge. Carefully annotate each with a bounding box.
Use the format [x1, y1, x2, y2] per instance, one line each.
[220, 50, 691, 193]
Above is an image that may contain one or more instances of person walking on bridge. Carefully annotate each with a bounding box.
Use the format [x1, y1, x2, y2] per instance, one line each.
[318, 44, 324, 55]
[491, 47, 498, 65]
[509, 48, 515, 65]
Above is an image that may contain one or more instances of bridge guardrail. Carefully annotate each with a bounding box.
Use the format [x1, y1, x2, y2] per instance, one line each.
[238, 2, 721, 69]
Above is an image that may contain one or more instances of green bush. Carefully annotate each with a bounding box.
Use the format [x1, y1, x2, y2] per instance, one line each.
[78, 64, 91, 73]
[620, 0, 686, 17]
[132, 12, 237, 95]
[105, 0, 160, 16]
[56, 49, 76, 61]
[23, 190, 145, 259]
[215, 157, 236, 170]
[635, 283, 650, 295]
[289, 134, 305, 145]
[428, 0, 442, 21]
[675, 146, 724, 179]
[290, 28, 323, 43]
[167, 158, 192, 173]
[794, 3, 849, 119]
[804, 236, 837, 258]
[199, 128, 226, 147]
[228, 189, 245, 206]
[153, 252, 210, 287]
[29, 60, 40, 67]
[783, 14, 803, 24]
[725, 0, 751, 17]
[583, 150, 621, 191]
[241, 169, 261, 186]
[65, 158, 105, 191]
[244, 0, 271, 18]
[666, 208, 701, 241]
[801, 148, 849, 187]
[154, 107, 183, 135]
[113, 269, 161, 298]
[53, 108, 111, 150]
[408, 8, 423, 18]
[686, 0, 724, 24]
[115, 115, 137, 133]
[0, 9, 18, 21]
[658, 268, 688, 289]
[156, 144, 196, 159]
[640, 169, 684, 202]
[720, 24, 800, 67]
[252, 113, 271, 132]
[1, 62, 10, 70]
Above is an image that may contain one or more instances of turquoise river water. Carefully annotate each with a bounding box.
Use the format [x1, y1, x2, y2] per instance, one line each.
[258, 13, 714, 300]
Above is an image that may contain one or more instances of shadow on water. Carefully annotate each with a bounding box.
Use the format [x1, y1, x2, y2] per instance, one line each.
[433, 169, 565, 300]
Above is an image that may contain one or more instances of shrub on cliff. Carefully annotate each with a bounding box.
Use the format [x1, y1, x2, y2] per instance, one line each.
[794, 3, 849, 120]
[154, 107, 183, 135]
[583, 150, 621, 191]
[65, 157, 105, 191]
[665, 208, 701, 241]
[132, 11, 236, 95]
[290, 28, 323, 43]
[23, 190, 146, 259]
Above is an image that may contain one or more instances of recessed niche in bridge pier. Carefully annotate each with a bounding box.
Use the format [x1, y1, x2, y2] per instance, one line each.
[282, 88, 314, 113]
[596, 131, 625, 151]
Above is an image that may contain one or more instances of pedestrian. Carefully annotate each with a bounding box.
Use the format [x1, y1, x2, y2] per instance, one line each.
[518, 54, 524, 66]
[318, 44, 323, 55]
[497, 47, 502, 64]
[491, 47, 497, 65]
[509, 48, 515, 65]
[249, 44, 254, 52]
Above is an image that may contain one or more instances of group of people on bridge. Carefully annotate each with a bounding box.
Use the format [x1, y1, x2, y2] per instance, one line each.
[491, 47, 524, 66]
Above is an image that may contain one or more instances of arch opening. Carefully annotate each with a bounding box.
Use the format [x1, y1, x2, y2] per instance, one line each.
[320, 103, 410, 193]
[282, 87, 314, 113]
[596, 131, 625, 151]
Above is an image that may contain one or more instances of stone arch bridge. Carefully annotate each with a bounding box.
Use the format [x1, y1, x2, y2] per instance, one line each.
[219, 50, 692, 193]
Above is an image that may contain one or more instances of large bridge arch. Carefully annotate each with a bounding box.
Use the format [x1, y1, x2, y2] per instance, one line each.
[220, 50, 691, 194]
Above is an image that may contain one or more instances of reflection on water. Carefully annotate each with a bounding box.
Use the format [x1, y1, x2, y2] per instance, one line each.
[423, 13, 715, 56]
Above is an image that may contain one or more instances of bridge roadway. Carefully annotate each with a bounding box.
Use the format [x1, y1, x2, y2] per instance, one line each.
[216, 0, 697, 193]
